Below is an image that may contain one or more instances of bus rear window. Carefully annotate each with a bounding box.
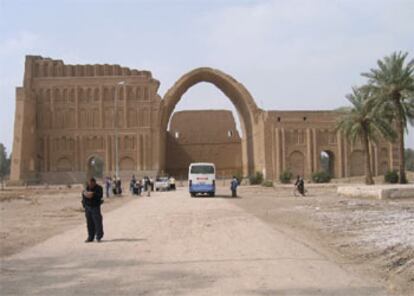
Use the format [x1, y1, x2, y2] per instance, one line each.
[190, 165, 215, 174]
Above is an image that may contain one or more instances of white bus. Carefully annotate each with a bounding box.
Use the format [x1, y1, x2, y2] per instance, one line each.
[188, 163, 216, 197]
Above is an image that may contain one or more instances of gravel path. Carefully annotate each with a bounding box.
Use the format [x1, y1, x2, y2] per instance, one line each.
[0, 187, 387, 295]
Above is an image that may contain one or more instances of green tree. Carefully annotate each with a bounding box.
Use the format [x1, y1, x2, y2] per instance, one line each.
[362, 52, 414, 183]
[337, 87, 396, 185]
[0, 143, 11, 190]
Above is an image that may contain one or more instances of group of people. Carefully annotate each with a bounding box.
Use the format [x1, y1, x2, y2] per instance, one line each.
[129, 175, 154, 196]
[103, 176, 122, 197]
[104, 174, 178, 198]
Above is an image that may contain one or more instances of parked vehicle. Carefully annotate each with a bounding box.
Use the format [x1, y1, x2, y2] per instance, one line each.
[155, 176, 170, 191]
[188, 163, 216, 197]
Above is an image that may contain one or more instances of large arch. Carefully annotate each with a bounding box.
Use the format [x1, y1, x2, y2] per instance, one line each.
[159, 67, 262, 176]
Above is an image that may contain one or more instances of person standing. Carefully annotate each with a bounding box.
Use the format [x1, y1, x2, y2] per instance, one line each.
[130, 175, 137, 194]
[104, 176, 112, 198]
[82, 178, 104, 242]
[294, 175, 305, 196]
[143, 176, 148, 192]
[134, 180, 142, 196]
[230, 176, 239, 197]
[115, 177, 122, 196]
[169, 176, 176, 190]
[112, 176, 117, 195]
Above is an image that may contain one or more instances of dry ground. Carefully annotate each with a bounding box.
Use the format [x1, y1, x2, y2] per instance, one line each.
[0, 181, 413, 295]
[0, 185, 128, 257]
[230, 185, 414, 295]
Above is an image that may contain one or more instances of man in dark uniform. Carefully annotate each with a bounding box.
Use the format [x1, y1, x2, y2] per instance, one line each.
[82, 178, 104, 242]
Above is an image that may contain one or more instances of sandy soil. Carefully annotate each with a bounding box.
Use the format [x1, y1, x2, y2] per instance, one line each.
[230, 185, 414, 295]
[1, 186, 388, 296]
[0, 182, 413, 295]
[0, 185, 130, 257]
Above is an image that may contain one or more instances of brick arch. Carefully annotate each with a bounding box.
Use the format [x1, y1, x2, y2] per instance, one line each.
[160, 67, 262, 176]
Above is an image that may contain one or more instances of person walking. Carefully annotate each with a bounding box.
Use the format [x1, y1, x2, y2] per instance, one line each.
[134, 180, 142, 196]
[82, 178, 104, 243]
[104, 176, 112, 198]
[130, 175, 137, 194]
[230, 176, 239, 197]
[294, 175, 305, 196]
[115, 177, 122, 196]
[143, 176, 148, 192]
[112, 176, 117, 195]
[149, 177, 154, 191]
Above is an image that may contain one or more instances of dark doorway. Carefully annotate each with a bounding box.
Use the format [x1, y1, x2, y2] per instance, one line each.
[320, 150, 335, 177]
[87, 156, 104, 179]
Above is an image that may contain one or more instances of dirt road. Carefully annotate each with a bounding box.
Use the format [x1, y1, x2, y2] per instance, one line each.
[0, 187, 387, 296]
[0, 186, 127, 257]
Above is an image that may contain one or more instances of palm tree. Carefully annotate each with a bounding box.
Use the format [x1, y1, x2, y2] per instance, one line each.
[362, 52, 414, 183]
[337, 87, 396, 185]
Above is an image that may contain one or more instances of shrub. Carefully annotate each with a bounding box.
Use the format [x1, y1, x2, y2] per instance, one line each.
[279, 170, 293, 184]
[311, 171, 331, 183]
[234, 171, 243, 183]
[384, 170, 399, 184]
[249, 171, 264, 185]
[262, 180, 273, 187]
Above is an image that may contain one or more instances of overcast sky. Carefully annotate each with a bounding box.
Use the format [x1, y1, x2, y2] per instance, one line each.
[1, 0, 413, 153]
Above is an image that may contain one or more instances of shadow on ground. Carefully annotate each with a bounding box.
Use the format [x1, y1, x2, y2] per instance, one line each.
[100, 238, 146, 243]
[244, 287, 385, 296]
[192, 195, 242, 199]
[0, 256, 218, 295]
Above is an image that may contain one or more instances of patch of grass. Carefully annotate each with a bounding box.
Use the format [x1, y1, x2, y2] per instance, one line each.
[249, 172, 264, 185]
[279, 171, 293, 184]
[384, 170, 399, 184]
[262, 180, 273, 187]
[311, 171, 331, 183]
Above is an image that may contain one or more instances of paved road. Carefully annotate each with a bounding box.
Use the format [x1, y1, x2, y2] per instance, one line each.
[0, 188, 387, 295]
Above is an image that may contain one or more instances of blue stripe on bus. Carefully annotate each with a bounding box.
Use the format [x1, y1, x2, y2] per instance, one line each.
[189, 184, 215, 193]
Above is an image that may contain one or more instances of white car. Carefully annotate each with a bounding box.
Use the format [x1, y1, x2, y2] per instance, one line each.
[155, 177, 170, 191]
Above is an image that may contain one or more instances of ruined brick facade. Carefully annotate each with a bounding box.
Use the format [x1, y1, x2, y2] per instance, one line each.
[10, 56, 400, 184]
[166, 110, 242, 178]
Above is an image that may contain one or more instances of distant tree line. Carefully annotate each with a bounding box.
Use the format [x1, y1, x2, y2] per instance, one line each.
[0, 143, 11, 189]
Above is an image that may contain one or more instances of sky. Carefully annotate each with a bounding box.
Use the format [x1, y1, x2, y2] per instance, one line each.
[0, 0, 413, 153]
